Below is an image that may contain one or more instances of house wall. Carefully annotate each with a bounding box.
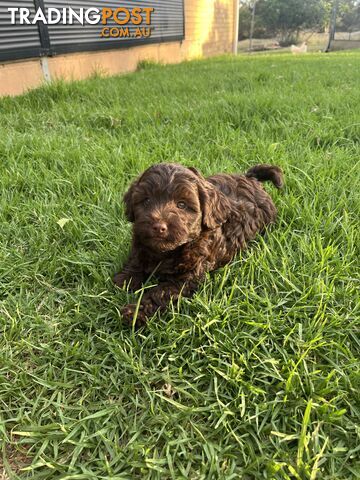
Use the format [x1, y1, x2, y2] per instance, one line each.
[0, 0, 237, 97]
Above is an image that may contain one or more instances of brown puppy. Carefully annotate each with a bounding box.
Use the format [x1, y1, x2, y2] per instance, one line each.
[114, 163, 283, 326]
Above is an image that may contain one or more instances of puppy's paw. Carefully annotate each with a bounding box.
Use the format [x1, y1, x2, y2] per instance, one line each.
[121, 304, 148, 327]
[113, 272, 143, 291]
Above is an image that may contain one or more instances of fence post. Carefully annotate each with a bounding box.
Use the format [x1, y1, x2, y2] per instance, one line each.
[33, 0, 51, 55]
[233, 0, 240, 54]
[326, 0, 338, 52]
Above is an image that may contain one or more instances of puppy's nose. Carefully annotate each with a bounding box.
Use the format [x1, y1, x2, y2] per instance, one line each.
[152, 222, 167, 235]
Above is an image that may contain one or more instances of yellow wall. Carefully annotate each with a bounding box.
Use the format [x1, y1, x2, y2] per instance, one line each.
[0, 0, 236, 97]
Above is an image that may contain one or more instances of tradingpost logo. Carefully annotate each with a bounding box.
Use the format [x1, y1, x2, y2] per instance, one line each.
[8, 5, 154, 39]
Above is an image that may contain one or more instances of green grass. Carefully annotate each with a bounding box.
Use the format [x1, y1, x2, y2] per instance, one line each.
[0, 51, 359, 479]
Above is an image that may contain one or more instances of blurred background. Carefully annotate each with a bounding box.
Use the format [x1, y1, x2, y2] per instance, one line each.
[237, 0, 360, 52]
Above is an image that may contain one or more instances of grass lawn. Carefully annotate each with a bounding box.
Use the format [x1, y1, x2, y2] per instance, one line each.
[0, 51, 359, 479]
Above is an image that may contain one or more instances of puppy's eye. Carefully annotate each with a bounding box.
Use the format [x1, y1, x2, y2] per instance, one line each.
[177, 201, 187, 209]
[143, 198, 150, 206]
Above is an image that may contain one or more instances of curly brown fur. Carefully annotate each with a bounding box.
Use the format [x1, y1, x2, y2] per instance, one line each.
[114, 163, 283, 326]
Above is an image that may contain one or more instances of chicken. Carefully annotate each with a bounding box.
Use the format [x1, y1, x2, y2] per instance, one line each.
[291, 42, 307, 54]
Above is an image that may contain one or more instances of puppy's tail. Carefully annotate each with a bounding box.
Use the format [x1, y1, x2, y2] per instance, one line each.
[246, 164, 284, 189]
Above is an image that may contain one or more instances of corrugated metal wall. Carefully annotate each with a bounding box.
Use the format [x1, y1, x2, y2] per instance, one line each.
[0, 0, 184, 61]
[0, 1, 43, 61]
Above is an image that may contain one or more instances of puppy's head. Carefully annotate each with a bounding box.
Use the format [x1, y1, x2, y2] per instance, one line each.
[123, 163, 231, 253]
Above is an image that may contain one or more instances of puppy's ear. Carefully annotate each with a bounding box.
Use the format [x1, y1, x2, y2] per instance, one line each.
[123, 180, 137, 222]
[187, 166, 201, 176]
[198, 181, 231, 229]
[188, 167, 231, 229]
